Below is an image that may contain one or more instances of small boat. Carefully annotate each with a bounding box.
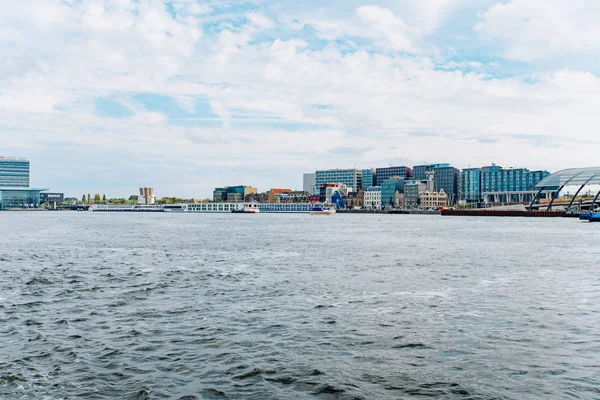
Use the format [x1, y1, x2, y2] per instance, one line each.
[310, 205, 336, 216]
[231, 203, 260, 214]
[589, 212, 600, 222]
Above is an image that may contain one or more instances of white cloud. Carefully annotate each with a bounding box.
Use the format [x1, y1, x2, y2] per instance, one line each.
[475, 0, 600, 62]
[356, 5, 416, 53]
[1, 0, 600, 196]
[209, 101, 232, 129]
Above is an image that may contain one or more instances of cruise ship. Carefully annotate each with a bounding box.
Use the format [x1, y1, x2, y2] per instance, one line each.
[88, 202, 329, 213]
[167, 202, 324, 213]
[88, 204, 164, 212]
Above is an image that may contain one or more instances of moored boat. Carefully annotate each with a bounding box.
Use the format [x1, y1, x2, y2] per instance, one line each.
[589, 212, 600, 222]
[231, 203, 260, 213]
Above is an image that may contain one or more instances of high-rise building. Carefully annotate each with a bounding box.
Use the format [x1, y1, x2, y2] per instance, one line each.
[461, 168, 482, 203]
[361, 169, 376, 190]
[303, 173, 316, 194]
[315, 169, 362, 192]
[413, 163, 450, 180]
[375, 166, 412, 186]
[481, 166, 548, 193]
[433, 166, 461, 205]
[0, 157, 48, 210]
[466, 166, 551, 204]
[0, 157, 30, 188]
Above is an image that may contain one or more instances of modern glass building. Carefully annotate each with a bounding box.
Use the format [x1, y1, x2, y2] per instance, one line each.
[0, 189, 44, 210]
[375, 166, 412, 186]
[413, 163, 450, 180]
[381, 177, 404, 208]
[0, 157, 30, 188]
[361, 169, 376, 190]
[466, 166, 551, 203]
[461, 168, 482, 203]
[481, 166, 549, 193]
[315, 169, 362, 192]
[434, 166, 461, 205]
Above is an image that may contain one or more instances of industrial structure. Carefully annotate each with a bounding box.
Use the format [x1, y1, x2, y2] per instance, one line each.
[529, 167, 600, 212]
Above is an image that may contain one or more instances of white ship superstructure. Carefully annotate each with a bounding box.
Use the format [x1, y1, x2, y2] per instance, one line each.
[182, 202, 322, 213]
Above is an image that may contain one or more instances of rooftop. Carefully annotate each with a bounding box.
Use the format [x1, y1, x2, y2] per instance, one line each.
[535, 167, 600, 188]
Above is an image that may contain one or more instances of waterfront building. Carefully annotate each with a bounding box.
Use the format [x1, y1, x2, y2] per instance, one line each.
[413, 163, 450, 180]
[303, 173, 316, 194]
[0, 157, 30, 188]
[346, 191, 364, 209]
[40, 193, 65, 207]
[404, 181, 428, 209]
[461, 168, 483, 203]
[433, 165, 461, 205]
[319, 183, 348, 203]
[0, 156, 50, 210]
[478, 166, 551, 203]
[381, 177, 405, 208]
[419, 189, 448, 210]
[267, 188, 291, 203]
[287, 191, 309, 203]
[315, 169, 361, 193]
[364, 187, 382, 210]
[375, 166, 412, 186]
[213, 186, 257, 202]
[361, 169, 376, 190]
[0, 188, 45, 210]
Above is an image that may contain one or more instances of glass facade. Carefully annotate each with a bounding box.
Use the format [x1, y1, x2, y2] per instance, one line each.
[361, 169, 376, 190]
[461, 168, 482, 202]
[434, 166, 460, 204]
[381, 177, 404, 208]
[375, 166, 412, 186]
[315, 169, 361, 192]
[0, 158, 30, 188]
[413, 163, 450, 180]
[481, 167, 549, 193]
[0, 189, 42, 210]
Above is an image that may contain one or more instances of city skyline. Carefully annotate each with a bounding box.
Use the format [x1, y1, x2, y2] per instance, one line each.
[2, 1, 600, 197]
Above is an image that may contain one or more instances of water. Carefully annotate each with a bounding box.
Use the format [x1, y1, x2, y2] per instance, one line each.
[1, 213, 599, 400]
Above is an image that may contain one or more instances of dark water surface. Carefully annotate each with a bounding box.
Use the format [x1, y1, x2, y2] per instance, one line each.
[1, 213, 599, 399]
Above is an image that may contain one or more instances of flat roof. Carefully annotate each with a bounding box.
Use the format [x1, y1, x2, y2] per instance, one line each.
[535, 167, 600, 188]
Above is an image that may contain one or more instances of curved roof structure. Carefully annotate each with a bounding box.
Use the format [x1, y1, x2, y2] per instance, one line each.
[536, 167, 600, 188]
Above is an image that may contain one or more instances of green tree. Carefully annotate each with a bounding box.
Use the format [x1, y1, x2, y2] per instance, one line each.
[82, 194, 86, 204]
[94, 194, 101, 203]
[87, 194, 91, 204]
[102, 194, 107, 204]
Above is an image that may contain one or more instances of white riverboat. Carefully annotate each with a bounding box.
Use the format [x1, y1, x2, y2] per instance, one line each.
[88, 204, 164, 212]
[180, 202, 322, 213]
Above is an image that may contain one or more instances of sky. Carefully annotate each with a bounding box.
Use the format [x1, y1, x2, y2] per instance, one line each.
[2, 0, 600, 198]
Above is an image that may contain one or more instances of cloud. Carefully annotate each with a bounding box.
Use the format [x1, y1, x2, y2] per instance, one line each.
[475, 0, 600, 63]
[356, 5, 416, 53]
[209, 101, 232, 128]
[1, 0, 600, 197]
